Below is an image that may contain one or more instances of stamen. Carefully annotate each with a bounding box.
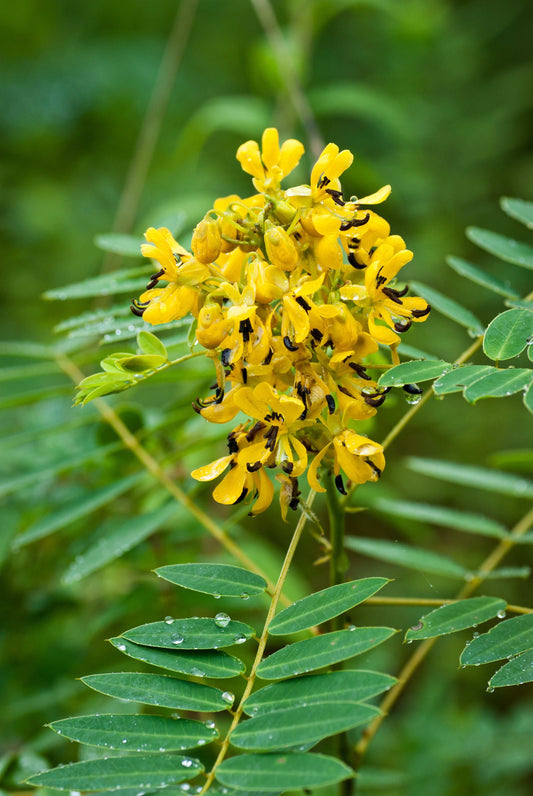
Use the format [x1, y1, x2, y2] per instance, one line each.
[381, 287, 403, 305]
[242, 367, 248, 384]
[283, 336, 299, 351]
[394, 319, 412, 333]
[246, 462, 262, 473]
[348, 252, 366, 269]
[263, 349, 273, 365]
[239, 318, 253, 343]
[221, 348, 232, 366]
[325, 188, 345, 207]
[349, 362, 372, 380]
[282, 461, 294, 474]
[326, 395, 335, 414]
[403, 383, 423, 395]
[365, 458, 382, 478]
[233, 487, 248, 505]
[311, 328, 323, 341]
[411, 304, 431, 318]
[295, 296, 312, 312]
[335, 474, 347, 495]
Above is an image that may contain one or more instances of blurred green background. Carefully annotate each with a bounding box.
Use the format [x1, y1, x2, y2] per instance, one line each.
[1, 1, 532, 794]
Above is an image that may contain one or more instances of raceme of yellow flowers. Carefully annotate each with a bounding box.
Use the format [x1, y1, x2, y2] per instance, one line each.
[131, 129, 430, 519]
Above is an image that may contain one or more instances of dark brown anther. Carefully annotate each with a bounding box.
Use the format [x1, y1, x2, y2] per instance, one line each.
[289, 497, 300, 510]
[348, 252, 366, 269]
[326, 394, 335, 414]
[335, 474, 347, 495]
[295, 296, 312, 312]
[242, 367, 248, 384]
[192, 402, 202, 415]
[283, 336, 299, 351]
[246, 421, 266, 442]
[227, 433, 239, 453]
[318, 175, 331, 189]
[381, 287, 403, 305]
[351, 212, 370, 227]
[246, 461, 262, 473]
[403, 383, 423, 395]
[130, 304, 146, 317]
[221, 348, 232, 366]
[265, 425, 279, 452]
[362, 388, 390, 408]
[282, 461, 294, 474]
[311, 328, 323, 342]
[263, 349, 273, 365]
[365, 458, 382, 479]
[239, 318, 253, 343]
[349, 237, 360, 248]
[394, 319, 412, 333]
[325, 188, 345, 207]
[411, 304, 431, 318]
[215, 387, 225, 404]
[349, 362, 372, 380]
[233, 487, 248, 505]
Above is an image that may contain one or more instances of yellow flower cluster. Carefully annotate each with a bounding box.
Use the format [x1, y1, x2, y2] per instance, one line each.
[132, 129, 430, 518]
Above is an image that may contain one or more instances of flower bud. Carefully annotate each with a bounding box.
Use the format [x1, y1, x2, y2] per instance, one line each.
[191, 218, 222, 264]
[264, 226, 298, 271]
[196, 304, 231, 349]
[315, 234, 344, 270]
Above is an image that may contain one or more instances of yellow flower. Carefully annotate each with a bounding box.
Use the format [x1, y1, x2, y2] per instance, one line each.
[191, 447, 274, 515]
[340, 236, 430, 345]
[308, 429, 385, 494]
[236, 128, 304, 193]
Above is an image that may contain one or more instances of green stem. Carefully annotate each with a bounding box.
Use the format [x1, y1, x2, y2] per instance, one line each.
[326, 473, 354, 796]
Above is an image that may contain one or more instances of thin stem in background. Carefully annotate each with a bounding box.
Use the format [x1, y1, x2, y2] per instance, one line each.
[366, 596, 532, 614]
[101, 0, 198, 273]
[250, 0, 324, 158]
[353, 503, 533, 765]
[199, 491, 316, 794]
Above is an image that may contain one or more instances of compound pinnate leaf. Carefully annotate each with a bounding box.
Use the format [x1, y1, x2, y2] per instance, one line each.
[446, 255, 520, 299]
[243, 670, 396, 716]
[378, 360, 452, 388]
[216, 752, 352, 791]
[409, 281, 484, 335]
[155, 563, 267, 597]
[501, 197, 533, 229]
[460, 614, 533, 666]
[406, 457, 533, 499]
[345, 536, 467, 579]
[268, 577, 389, 635]
[122, 618, 255, 650]
[483, 308, 533, 360]
[463, 367, 532, 404]
[489, 648, 533, 689]
[433, 365, 495, 395]
[48, 714, 217, 751]
[257, 627, 396, 680]
[109, 637, 245, 679]
[405, 597, 507, 641]
[81, 672, 233, 712]
[26, 754, 202, 791]
[467, 227, 533, 270]
[230, 701, 379, 750]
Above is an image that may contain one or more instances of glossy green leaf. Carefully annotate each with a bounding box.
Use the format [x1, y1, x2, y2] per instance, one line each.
[460, 614, 533, 666]
[122, 617, 255, 650]
[467, 227, 533, 270]
[257, 627, 396, 680]
[137, 330, 168, 358]
[366, 497, 507, 538]
[446, 255, 520, 299]
[44, 266, 151, 300]
[118, 354, 168, 373]
[49, 713, 217, 751]
[155, 563, 267, 597]
[94, 233, 144, 257]
[489, 648, 533, 688]
[462, 368, 532, 403]
[243, 670, 396, 716]
[433, 365, 495, 395]
[345, 536, 467, 579]
[14, 472, 145, 549]
[109, 637, 245, 679]
[26, 754, 202, 791]
[269, 578, 389, 635]
[501, 197, 533, 229]
[62, 502, 179, 584]
[406, 457, 533, 499]
[231, 701, 379, 750]
[483, 308, 533, 360]
[216, 752, 352, 791]
[378, 360, 452, 388]
[81, 672, 233, 711]
[405, 597, 507, 641]
[410, 281, 484, 335]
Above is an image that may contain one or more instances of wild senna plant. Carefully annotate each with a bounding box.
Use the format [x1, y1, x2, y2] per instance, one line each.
[83, 128, 429, 518]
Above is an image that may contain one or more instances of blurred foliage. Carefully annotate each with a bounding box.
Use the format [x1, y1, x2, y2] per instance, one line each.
[1, 0, 532, 793]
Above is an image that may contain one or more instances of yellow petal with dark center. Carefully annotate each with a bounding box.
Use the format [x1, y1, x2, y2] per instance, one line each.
[250, 469, 274, 514]
[368, 311, 400, 345]
[191, 455, 233, 482]
[233, 386, 269, 421]
[213, 464, 247, 505]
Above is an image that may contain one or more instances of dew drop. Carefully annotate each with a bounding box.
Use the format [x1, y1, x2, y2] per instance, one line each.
[222, 691, 235, 705]
[197, 738, 207, 746]
[487, 687, 495, 693]
[181, 759, 193, 768]
[171, 633, 184, 645]
[214, 612, 231, 628]
[233, 633, 247, 644]
[164, 616, 175, 625]
[213, 593, 221, 600]
[116, 643, 127, 652]
[122, 739, 127, 744]
[347, 624, 357, 631]
[472, 631, 480, 639]
[205, 720, 216, 729]
[240, 591, 250, 600]
[497, 609, 506, 619]
[190, 667, 206, 678]
[404, 393, 422, 405]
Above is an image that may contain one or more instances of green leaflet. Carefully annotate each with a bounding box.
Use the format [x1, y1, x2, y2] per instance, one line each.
[81, 672, 233, 711]
[405, 597, 507, 641]
[230, 701, 379, 750]
[155, 562, 267, 597]
[48, 713, 217, 751]
[406, 457, 533, 499]
[460, 614, 533, 666]
[94, 233, 144, 257]
[409, 281, 484, 335]
[483, 308, 533, 360]
[467, 227, 533, 270]
[109, 637, 245, 679]
[446, 255, 520, 299]
[243, 670, 396, 716]
[433, 365, 496, 395]
[257, 627, 396, 680]
[61, 502, 179, 584]
[365, 496, 507, 538]
[462, 368, 532, 403]
[26, 754, 202, 791]
[268, 577, 389, 635]
[345, 536, 468, 579]
[378, 359, 452, 388]
[489, 648, 533, 689]
[44, 265, 152, 300]
[501, 197, 533, 229]
[216, 752, 352, 791]
[122, 617, 255, 650]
